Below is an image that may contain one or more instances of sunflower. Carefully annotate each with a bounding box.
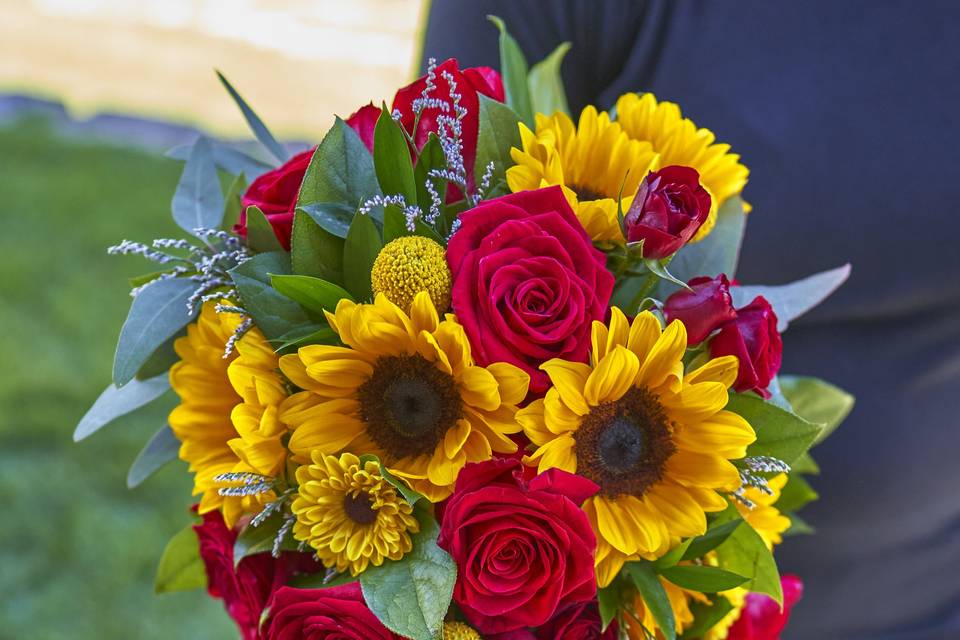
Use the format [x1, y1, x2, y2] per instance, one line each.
[291, 452, 419, 576]
[614, 92, 750, 240]
[516, 308, 755, 586]
[169, 300, 288, 527]
[278, 291, 529, 502]
[506, 107, 659, 244]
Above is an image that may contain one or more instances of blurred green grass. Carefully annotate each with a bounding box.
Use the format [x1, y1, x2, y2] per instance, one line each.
[0, 118, 234, 639]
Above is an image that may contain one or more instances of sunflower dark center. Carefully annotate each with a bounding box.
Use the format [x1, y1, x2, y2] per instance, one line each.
[571, 183, 605, 202]
[575, 386, 676, 498]
[357, 355, 463, 460]
[343, 492, 377, 525]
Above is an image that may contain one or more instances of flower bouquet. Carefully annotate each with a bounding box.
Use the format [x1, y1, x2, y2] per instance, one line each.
[77, 18, 854, 640]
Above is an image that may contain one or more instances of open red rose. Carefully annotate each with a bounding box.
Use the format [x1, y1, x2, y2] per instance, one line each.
[261, 584, 401, 640]
[727, 574, 804, 640]
[709, 295, 783, 397]
[446, 186, 615, 393]
[347, 58, 504, 194]
[438, 458, 599, 634]
[624, 165, 711, 259]
[234, 148, 314, 250]
[663, 274, 738, 344]
[538, 601, 619, 640]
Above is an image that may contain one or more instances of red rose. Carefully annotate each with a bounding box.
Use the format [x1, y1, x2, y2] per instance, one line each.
[709, 295, 783, 397]
[537, 602, 619, 640]
[623, 165, 711, 259]
[234, 148, 314, 250]
[663, 274, 738, 344]
[437, 458, 599, 634]
[194, 511, 318, 640]
[347, 59, 504, 193]
[727, 574, 804, 640]
[446, 186, 615, 393]
[261, 584, 401, 640]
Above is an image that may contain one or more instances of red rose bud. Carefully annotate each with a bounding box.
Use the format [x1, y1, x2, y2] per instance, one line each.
[446, 185, 615, 393]
[623, 165, 711, 259]
[663, 274, 738, 344]
[709, 295, 783, 397]
[234, 147, 314, 250]
[727, 574, 804, 640]
[438, 458, 599, 634]
[537, 601, 619, 640]
[262, 584, 402, 640]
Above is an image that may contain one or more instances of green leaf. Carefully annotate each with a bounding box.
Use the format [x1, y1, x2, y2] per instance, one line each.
[222, 172, 247, 232]
[290, 211, 346, 283]
[726, 393, 823, 466]
[597, 583, 622, 631]
[269, 274, 354, 316]
[715, 520, 782, 604]
[74, 374, 170, 441]
[171, 136, 224, 237]
[298, 117, 380, 211]
[659, 565, 748, 592]
[233, 514, 297, 567]
[654, 539, 693, 569]
[487, 15, 534, 126]
[784, 512, 816, 537]
[373, 103, 417, 202]
[643, 257, 692, 290]
[528, 41, 572, 117]
[775, 474, 819, 513]
[681, 518, 743, 562]
[127, 423, 180, 488]
[135, 331, 183, 380]
[113, 277, 198, 386]
[791, 451, 821, 475]
[343, 213, 382, 301]
[245, 205, 284, 252]
[360, 512, 456, 640]
[297, 202, 357, 239]
[414, 134, 448, 217]
[474, 96, 522, 195]
[731, 264, 851, 332]
[167, 142, 273, 178]
[624, 562, 676, 640]
[216, 70, 288, 165]
[229, 252, 314, 340]
[779, 375, 854, 444]
[270, 325, 339, 352]
[680, 596, 735, 639]
[155, 523, 206, 594]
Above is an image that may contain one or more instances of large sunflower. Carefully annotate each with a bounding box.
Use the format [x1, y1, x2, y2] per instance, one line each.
[169, 301, 288, 527]
[516, 308, 755, 586]
[614, 92, 750, 240]
[506, 107, 659, 244]
[278, 291, 529, 502]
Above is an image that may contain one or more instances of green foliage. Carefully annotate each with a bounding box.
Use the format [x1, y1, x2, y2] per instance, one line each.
[155, 523, 206, 594]
[269, 274, 354, 316]
[343, 213, 383, 301]
[779, 375, 854, 444]
[775, 474, 819, 513]
[167, 142, 272, 179]
[715, 519, 783, 604]
[135, 333, 182, 380]
[215, 70, 287, 165]
[232, 514, 295, 567]
[623, 562, 676, 640]
[680, 597, 735, 639]
[487, 15, 534, 126]
[298, 117, 380, 211]
[244, 205, 284, 252]
[290, 212, 346, 283]
[170, 136, 224, 237]
[727, 393, 823, 466]
[414, 135, 448, 220]
[229, 251, 313, 339]
[597, 581, 623, 631]
[127, 424, 180, 489]
[474, 96, 522, 196]
[74, 374, 171, 441]
[221, 172, 247, 230]
[528, 41, 572, 117]
[731, 264, 851, 332]
[681, 517, 743, 561]
[297, 202, 356, 239]
[373, 103, 417, 203]
[659, 565, 748, 592]
[270, 325, 339, 352]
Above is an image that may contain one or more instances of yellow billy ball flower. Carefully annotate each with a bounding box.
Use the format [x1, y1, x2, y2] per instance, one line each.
[292, 452, 420, 576]
[370, 235, 452, 311]
[442, 622, 482, 640]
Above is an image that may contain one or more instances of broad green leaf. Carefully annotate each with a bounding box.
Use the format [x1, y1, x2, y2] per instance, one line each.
[414, 134, 448, 219]
[487, 15, 534, 125]
[245, 205, 284, 252]
[680, 596, 735, 639]
[681, 518, 743, 562]
[715, 521, 782, 604]
[74, 374, 170, 441]
[129, 269, 175, 289]
[360, 513, 456, 640]
[155, 523, 206, 594]
[779, 375, 854, 444]
[298, 117, 380, 211]
[381, 203, 412, 244]
[624, 562, 676, 640]
[270, 325, 339, 353]
[270, 274, 354, 316]
[290, 211, 346, 284]
[528, 41, 572, 117]
[727, 393, 823, 466]
[659, 565, 748, 592]
[171, 136, 224, 236]
[135, 330, 183, 380]
[127, 423, 180, 488]
[167, 142, 273, 178]
[597, 583, 621, 631]
[775, 474, 819, 513]
[343, 213, 382, 301]
[791, 451, 821, 475]
[474, 96, 522, 195]
[113, 277, 198, 386]
[229, 252, 313, 340]
[654, 539, 693, 569]
[297, 202, 357, 239]
[731, 264, 851, 331]
[216, 70, 288, 164]
[373, 103, 417, 203]
[233, 514, 295, 567]
[222, 172, 247, 231]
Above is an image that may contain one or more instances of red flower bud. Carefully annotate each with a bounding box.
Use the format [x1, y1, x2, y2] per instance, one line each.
[623, 165, 711, 259]
[709, 295, 783, 397]
[663, 274, 737, 344]
[727, 574, 804, 640]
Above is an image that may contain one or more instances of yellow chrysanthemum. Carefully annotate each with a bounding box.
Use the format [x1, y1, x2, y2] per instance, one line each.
[442, 622, 482, 640]
[506, 107, 659, 244]
[291, 452, 419, 576]
[371, 235, 452, 311]
[279, 291, 530, 502]
[169, 301, 288, 527]
[516, 309, 755, 586]
[615, 92, 750, 240]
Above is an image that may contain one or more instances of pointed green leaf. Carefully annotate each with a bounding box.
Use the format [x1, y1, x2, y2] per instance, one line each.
[732, 264, 851, 332]
[229, 252, 313, 339]
[528, 41, 572, 117]
[270, 325, 339, 353]
[774, 474, 819, 513]
[269, 274, 354, 315]
[474, 96, 522, 197]
[233, 514, 297, 567]
[297, 202, 356, 239]
[487, 15, 534, 125]
[155, 523, 206, 594]
[659, 565, 748, 592]
[727, 393, 823, 466]
[74, 374, 171, 441]
[127, 424, 180, 488]
[779, 375, 854, 444]
[343, 213, 382, 301]
[222, 172, 247, 231]
[680, 596, 735, 639]
[624, 562, 676, 640]
[374, 103, 417, 202]
[167, 142, 273, 178]
[216, 70, 288, 164]
[414, 134, 448, 218]
[715, 521, 782, 604]
[298, 118, 380, 210]
[290, 211, 346, 283]
[245, 205, 284, 252]
[681, 518, 743, 562]
[171, 136, 224, 236]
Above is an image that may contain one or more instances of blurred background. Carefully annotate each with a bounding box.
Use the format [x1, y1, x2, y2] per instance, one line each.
[0, 1, 425, 637]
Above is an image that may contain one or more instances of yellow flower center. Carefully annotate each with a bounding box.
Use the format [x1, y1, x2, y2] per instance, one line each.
[442, 622, 482, 640]
[370, 235, 451, 311]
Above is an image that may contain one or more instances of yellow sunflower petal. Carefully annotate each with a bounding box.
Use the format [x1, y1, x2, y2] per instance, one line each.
[637, 319, 687, 391]
[666, 450, 742, 492]
[685, 354, 739, 387]
[583, 345, 640, 405]
[540, 359, 592, 415]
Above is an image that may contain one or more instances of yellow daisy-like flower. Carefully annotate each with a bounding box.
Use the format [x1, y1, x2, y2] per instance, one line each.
[442, 622, 482, 640]
[516, 308, 755, 586]
[506, 107, 659, 244]
[614, 92, 750, 241]
[279, 291, 530, 502]
[291, 452, 419, 576]
[169, 301, 288, 527]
